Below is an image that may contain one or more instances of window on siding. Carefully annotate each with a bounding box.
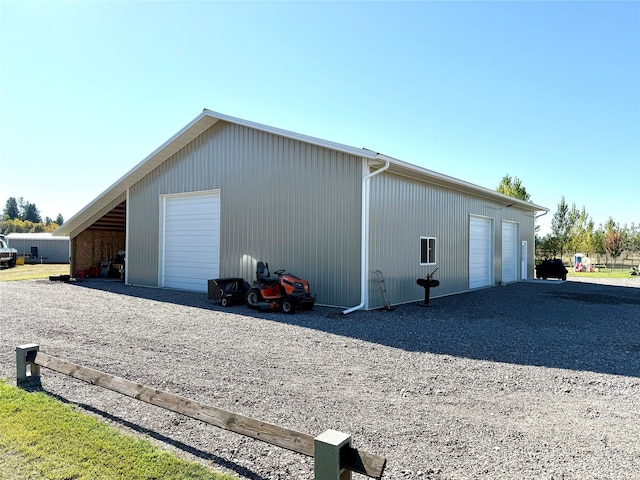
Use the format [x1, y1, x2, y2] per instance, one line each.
[420, 237, 436, 265]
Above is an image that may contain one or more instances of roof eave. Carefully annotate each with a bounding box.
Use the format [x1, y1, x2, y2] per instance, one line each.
[54, 111, 220, 237]
[376, 153, 548, 212]
[201, 109, 378, 159]
[54, 110, 547, 238]
[55, 110, 380, 238]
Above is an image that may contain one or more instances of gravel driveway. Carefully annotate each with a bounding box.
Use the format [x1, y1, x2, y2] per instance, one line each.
[1, 277, 639, 479]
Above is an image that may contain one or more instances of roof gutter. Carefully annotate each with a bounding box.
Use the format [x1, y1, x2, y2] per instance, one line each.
[342, 159, 391, 315]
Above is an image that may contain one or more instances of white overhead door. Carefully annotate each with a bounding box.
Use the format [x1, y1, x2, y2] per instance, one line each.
[162, 191, 220, 292]
[469, 216, 492, 289]
[501, 221, 518, 283]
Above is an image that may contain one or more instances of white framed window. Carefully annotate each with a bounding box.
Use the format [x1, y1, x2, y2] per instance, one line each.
[420, 237, 436, 265]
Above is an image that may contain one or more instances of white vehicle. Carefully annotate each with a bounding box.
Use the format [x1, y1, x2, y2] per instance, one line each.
[0, 234, 18, 267]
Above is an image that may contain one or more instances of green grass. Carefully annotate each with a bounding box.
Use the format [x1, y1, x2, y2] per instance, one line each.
[567, 267, 640, 279]
[0, 380, 236, 480]
[0, 264, 70, 282]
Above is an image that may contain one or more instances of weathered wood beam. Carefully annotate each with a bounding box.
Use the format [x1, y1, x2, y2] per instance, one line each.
[33, 351, 386, 478]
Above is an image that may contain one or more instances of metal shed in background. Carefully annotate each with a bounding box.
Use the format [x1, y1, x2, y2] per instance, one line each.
[6, 233, 70, 264]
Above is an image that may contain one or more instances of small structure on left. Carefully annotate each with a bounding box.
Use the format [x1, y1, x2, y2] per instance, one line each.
[6, 233, 70, 264]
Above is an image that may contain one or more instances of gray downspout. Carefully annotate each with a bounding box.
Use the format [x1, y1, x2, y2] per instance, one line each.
[342, 160, 390, 314]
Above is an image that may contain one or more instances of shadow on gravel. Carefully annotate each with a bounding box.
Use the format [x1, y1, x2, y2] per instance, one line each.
[20, 382, 268, 480]
[71, 279, 640, 378]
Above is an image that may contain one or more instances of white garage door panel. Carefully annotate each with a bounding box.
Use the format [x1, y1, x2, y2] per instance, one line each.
[469, 216, 492, 289]
[163, 192, 220, 292]
[501, 222, 518, 283]
[165, 246, 219, 256]
[164, 215, 219, 229]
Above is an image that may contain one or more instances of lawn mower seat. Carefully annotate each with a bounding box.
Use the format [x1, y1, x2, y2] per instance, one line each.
[256, 262, 274, 283]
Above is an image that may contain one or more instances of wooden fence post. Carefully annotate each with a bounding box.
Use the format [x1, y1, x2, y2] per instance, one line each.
[16, 343, 40, 385]
[314, 429, 352, 480]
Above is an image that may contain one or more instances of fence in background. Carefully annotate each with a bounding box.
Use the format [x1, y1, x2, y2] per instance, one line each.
[534, 250, 640, 269]
[16, 344, 386, 480]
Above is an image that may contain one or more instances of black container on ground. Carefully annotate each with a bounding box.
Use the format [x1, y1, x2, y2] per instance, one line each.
[208, 278, 250, 306]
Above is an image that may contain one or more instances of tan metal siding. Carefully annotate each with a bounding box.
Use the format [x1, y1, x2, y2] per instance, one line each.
[6, 237, 70, 263]
[368, 172, 537, 308]
[128, 121, 362, 307]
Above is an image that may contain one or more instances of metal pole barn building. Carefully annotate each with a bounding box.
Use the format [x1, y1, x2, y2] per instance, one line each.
[54, 110, 547, 310]
[6, 233, 70, 264]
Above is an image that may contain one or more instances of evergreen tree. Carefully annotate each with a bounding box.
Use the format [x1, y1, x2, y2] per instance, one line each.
[604, 217, 618, 234]
[496, 174, 531, 201]
[567, 203, 580, 254]
[628, 223, 640, 253]
[3, 197, 19, 219]
[55, 213, 64, 226]
[551, 196, 570, 260]
[593, 226, 606, 260]
[21, 202, 42, 223]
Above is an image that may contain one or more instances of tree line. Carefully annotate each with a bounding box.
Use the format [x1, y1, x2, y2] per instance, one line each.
[1, 197, 64, 234]
[538, 196, 639, 269]
[496, 175, 638, 269]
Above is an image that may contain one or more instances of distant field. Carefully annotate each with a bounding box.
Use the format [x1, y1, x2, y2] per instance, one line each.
[567, 268, 637, 279]
[0, 264, 70, 282]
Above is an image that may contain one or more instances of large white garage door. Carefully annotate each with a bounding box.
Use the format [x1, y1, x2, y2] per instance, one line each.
[469, 216, 492, 289]
[162, 192, 220, 292]
[501, 221, 518, 283]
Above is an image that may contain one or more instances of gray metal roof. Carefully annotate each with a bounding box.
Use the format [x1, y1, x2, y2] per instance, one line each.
[54, 109, 546, 237]
[7, 233, 69, 240]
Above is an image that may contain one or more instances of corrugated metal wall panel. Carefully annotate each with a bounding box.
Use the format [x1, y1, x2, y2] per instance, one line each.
[6, 237, 70, 263]
[368, 172, 537, 308]
[128, 121, 363, 307]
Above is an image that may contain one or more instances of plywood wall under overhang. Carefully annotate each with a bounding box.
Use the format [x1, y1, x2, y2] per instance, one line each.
[71, 230, 126, 275]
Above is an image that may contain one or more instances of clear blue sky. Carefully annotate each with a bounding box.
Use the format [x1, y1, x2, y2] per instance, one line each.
[1, 1, 638, 236]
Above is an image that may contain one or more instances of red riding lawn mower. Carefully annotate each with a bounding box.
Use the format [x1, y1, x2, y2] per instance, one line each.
[246, 261, 316, 313]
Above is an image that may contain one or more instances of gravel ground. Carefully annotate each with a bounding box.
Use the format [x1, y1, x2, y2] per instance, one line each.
[1, 277, 639, 479]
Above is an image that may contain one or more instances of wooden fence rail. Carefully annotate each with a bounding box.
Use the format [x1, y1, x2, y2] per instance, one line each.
[16, 344, 386, 480]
